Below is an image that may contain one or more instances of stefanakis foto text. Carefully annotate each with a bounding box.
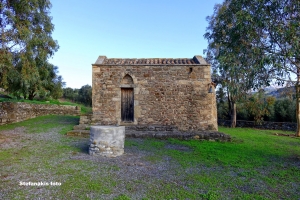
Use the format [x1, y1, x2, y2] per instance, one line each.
[19, 181, 61, 186]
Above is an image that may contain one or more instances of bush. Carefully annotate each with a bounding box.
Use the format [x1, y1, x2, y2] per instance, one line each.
[273, 99, 296, 122]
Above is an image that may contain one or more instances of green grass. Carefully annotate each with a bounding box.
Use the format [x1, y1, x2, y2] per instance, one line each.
[0, 97, 62, 105]
[0, 117, 299, 199]
[0, 115, 79, 133]
[134, 127, 300, 169]
[114, 194, 131, 200]
[124, 127, 300, 199]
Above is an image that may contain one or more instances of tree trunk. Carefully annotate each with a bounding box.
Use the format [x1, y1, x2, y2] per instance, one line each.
[228, 93, 232, 120]
[230, 101, 236, 128]
[28, 91, 35, 100]
[23, 92, 27, 100]
[296, 65, 300, 137]
[28, 94, 35, 100]
[228, 92, 236, 128]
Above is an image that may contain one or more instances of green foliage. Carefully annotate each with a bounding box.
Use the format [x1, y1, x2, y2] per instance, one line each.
[216, 88, 296, 123]
[63, 85, 92, 106]
[216, 87, 229, 119]
[236, 102, 249, 120]
[217, 101, 229, 120]
[63, 87, 77, 101]
[80, 105, 92, 114]
[40, 65, 65, 99]
[205, 0, 300, 128]
[244, 91, 275, 124]
[0, 0, 63, 100]
[274, 98, 296, 122]
[78, 85, 92, 106]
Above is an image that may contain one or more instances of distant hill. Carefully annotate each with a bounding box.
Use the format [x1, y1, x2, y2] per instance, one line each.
[265, 86, 295, 98]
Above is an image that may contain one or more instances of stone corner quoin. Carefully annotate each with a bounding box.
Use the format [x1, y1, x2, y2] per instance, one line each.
[91, 55, 218, 133]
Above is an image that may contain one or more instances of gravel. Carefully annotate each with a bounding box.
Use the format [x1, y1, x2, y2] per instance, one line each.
[1, 125, 299, 199]
[0, 126, 195, 199]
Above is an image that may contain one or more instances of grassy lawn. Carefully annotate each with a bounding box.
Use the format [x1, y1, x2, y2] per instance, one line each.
[0, 116, 299, 199]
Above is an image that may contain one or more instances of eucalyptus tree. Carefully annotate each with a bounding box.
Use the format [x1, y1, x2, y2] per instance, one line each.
[204, 2, 270, 127]
[0, 0, 59, 99]
[204, 0, 300, 135]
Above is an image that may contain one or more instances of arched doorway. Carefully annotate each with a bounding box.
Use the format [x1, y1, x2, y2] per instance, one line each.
[121, 75, 134, 122]
[121, 88, 134, 122]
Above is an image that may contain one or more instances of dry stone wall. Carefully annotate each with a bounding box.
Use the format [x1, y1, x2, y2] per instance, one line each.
[92, 56, 218, 132]
[218, 119, 297, 131]
[0, 102, 80, 125]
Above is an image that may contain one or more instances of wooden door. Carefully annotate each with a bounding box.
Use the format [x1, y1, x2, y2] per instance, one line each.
[121, 88, 134, 122]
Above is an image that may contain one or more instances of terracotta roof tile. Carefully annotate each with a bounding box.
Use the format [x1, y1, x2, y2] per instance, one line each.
[102, 58, 198, 65]
[94, 55, 208, 65]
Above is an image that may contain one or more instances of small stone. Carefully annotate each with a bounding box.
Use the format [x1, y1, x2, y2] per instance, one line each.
[193, 135, 200, 139]
[148, 126, 155, 131]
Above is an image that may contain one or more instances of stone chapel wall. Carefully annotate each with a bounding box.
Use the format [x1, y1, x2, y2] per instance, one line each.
[92, 59, 218, 132]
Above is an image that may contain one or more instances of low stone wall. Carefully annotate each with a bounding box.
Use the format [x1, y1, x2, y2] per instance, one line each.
[125, 125, 230, 141]
[0, 102, 80, 125]
[75, 117, 230, 141]
[126, 125, 177, 132]
[125, 130, 231, 141]
[218, 119, 296, 131]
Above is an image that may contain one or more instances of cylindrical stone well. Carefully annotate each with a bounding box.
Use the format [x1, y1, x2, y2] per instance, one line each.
[89, 126, 125, 157]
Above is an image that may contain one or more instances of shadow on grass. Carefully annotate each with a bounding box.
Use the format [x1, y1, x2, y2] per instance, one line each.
[66, 137, 90, 154]
[78, 142, 89, 154]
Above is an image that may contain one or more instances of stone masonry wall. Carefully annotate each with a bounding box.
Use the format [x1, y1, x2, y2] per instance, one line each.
[218, 119, 297, 132]
[79, 114, 92, 125]
[0, 102, 80, 125]
[92, 57, 217, 132]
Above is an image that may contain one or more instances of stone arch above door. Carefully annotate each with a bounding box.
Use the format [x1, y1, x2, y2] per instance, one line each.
[121, 74, 134, 85]
[120, 74, 136, 88]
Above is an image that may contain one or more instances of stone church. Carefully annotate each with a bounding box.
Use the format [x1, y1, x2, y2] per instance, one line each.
[91, 55, 218, 132]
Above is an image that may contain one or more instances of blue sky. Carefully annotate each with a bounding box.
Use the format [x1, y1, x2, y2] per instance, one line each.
[49, 0, 224, 88]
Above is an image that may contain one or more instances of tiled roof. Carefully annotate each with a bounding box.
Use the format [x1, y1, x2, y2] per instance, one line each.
[102, 58, 198, 65]
[94, 55, 208, 65]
